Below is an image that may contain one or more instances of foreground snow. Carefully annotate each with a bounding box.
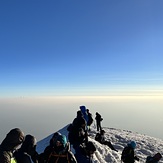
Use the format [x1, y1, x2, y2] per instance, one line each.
[37, 125, 163, 163]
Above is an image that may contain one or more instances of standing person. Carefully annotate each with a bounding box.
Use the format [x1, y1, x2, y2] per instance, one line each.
[72, 110, 85, 129]
[121, 141, 139, 163]
[95, 112, 103, 132]
[95, 130, 118, 152]
[14, 134, 38, 163]
[0, 128, 24, 163]
[67, 110, 88, 145]
[146, 153, 162, 163]
[75, 141, 96, 163]
[67, 116, 88, 155]
[87, 109, 93, 131]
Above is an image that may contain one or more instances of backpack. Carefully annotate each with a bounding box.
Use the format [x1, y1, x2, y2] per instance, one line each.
[87, 113, 93, 126]
[80, 106, 89, 123]
[47, 152, 70, 163]
[146, 156, 156, 163]
[121, 146, 133, 162]
[67, 124, 76, 144]
[67, 124, 73, 132]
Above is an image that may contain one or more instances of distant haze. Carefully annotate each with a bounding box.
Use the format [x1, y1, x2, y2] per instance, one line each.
[0, 96, 163, 142]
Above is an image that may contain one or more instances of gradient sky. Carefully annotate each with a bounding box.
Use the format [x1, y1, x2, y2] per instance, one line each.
[1, 0, 163, 97]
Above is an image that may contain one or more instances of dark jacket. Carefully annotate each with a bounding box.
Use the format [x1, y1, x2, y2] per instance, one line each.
[121, 145, 139, 163]
[14, 135, 38, 163]
[95, 133, 105, 144]
[87, 112, 93, 126]
[95, 132, 117, 151]
[146, 156, 159, 163]
[67, 114, 88, 146]
[41, 142, 77, 163]
[14, 151, 33, 163]
[75, 142, 96, 163]
[95, 113, 102, 123]
[67, 125, 88, 146]
[146, 153, 162, 163]
[0, 128, 24, 163]
[121, 146, 135, 163]
[72, 111, 86, 129]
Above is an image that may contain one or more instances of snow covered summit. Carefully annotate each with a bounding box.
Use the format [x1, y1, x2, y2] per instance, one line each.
[36, 125, 163, 163]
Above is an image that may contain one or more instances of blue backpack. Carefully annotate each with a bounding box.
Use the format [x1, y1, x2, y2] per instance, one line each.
[80, 106, 88, 123]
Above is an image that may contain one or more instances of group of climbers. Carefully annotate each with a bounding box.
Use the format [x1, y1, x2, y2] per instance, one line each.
[38, 132, 77, 163]
[0, 105, 162, 163]
[0, 128, 38, 163]
[67, 106, 96, 163]
[67, 105, 162, 163]
[0, 128, 77, 163]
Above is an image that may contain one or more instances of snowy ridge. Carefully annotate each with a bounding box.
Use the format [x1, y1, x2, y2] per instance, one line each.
[36, 125, 163, 163]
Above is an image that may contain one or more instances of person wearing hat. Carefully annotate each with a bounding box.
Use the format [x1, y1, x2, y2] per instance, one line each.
[14, 134, 38, 163]
[38, 132, 62, 163]
[41, 133, 77, 163]
[146, 152, 162, 163]
[73, 117, 88, 153]
[121, 141, 139, 163]
[75, 141, 96, 163]
[0, 128, 24, 163]
[95, 130, 118, 152]
[72, 110, 86, 130]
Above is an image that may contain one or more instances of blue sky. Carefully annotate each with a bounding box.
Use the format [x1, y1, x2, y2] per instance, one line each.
[0, 0, 163, 96]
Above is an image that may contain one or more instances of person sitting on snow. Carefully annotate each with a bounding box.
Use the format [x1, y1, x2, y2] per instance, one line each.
[121, 141, 139, 163]
[39, 133, 77, 163]
[95, 129, 118, 152]
[146, 153, 162, 163]
[75, 141, 96, 163]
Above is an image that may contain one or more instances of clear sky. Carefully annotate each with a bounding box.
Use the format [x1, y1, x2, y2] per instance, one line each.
[1, 0, 163, 97]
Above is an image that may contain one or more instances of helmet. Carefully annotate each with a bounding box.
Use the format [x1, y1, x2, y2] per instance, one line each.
[57, 135, 67, 147]
[129, 141, 136, 149]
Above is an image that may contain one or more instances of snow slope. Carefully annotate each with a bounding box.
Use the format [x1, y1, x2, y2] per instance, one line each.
[36, 125, 163, 163]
